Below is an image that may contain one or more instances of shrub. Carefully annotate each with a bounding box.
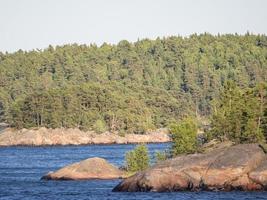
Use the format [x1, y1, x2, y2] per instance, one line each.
[93, 119, 107, 134]
[170, 117, 198, 156]
[154, 150, 168, 163]
[125, 144, 150, 173]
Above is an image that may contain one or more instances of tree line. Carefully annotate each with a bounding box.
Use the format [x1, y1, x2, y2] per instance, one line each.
[0, 33, 266, 134]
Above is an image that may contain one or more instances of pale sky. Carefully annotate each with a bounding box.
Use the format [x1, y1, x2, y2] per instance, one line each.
[0, 0, 266, 52]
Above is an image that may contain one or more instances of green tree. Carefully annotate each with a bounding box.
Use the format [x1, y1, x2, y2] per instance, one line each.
[209, 81, 266, 143]
[125, 144, 150, 173]
[170, 117, 198, 156]
[209, 81, 244, 141]
[0, 34, 267, 135]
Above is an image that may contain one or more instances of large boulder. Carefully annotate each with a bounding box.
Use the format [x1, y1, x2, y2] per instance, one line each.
[113, 144, 267, 192]
[41, 157, 125, 180]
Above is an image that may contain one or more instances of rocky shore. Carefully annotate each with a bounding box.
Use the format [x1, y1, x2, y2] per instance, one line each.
[113, 143, 267, 192]
[39, 142, 267, 192]
[0, 127, 170, 146]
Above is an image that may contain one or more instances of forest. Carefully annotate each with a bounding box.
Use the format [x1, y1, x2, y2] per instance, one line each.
[0, 33, 266, 136]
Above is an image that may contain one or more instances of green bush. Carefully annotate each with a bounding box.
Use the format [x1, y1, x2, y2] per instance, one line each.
[170, 117, 198, 156]
[154, 151, 168, 163]
[125, 144, 150, 173]
[93, 119, 107, 134]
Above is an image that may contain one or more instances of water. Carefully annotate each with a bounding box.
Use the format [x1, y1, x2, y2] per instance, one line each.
[0, 143, 266, 200]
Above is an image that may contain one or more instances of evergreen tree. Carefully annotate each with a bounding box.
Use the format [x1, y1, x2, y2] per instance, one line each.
[170, 117, 198, 156]
[0, 34, 266, 134]
[125, 144, 150, 173]
[209, 81, 266, 143]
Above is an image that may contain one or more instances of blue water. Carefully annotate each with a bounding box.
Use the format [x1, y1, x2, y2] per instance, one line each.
[0, 143, 266, 200]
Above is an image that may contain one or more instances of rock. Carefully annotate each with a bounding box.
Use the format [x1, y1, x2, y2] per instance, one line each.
[200, 139, 233, 153]
[113, 144, 267, 192]
[249, 159, 267, 189]
[0, 127, 170, 146]
[41, 157, 125, 180]
[201, 144, 264, 190]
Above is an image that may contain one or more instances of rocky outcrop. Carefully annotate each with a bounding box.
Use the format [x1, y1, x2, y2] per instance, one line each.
[113, 144, 267, 192]
[0, 127, 170, 146]
[249, 159, 267, 189]
[41, 157, 125, 180]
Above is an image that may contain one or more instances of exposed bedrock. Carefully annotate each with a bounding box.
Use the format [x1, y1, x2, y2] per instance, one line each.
[113, 144, 267, 192]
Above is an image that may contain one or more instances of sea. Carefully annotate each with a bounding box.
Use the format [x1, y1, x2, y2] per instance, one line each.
[0, 143, 266, 200]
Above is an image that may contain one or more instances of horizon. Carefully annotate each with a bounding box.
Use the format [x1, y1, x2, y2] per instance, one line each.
[1, 32, 266, 54]
[1, 0, 267, 53]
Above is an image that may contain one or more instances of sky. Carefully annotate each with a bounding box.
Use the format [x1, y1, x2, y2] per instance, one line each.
[0, 0, 266, 52]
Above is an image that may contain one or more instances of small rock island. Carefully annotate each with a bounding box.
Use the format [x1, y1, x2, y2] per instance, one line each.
[41, 157, 126, 180]
[113, 143, 267, 192]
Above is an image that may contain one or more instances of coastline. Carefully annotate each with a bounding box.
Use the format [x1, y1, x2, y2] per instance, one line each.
[0, 127, 170, 147]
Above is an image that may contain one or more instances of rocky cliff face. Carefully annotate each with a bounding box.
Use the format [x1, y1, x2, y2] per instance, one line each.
[113, 144, 267, 192]
[0, 127, 170, 146]
[41, 157, 125, 180]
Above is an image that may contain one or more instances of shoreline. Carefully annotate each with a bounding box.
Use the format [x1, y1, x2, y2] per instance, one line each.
[0, 127, 171, 147]
[0, 141, 171, 148]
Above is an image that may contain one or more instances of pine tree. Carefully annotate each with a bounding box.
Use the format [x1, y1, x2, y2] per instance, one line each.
[125, 144, 150, 173]
[170, 117, 198, 156]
